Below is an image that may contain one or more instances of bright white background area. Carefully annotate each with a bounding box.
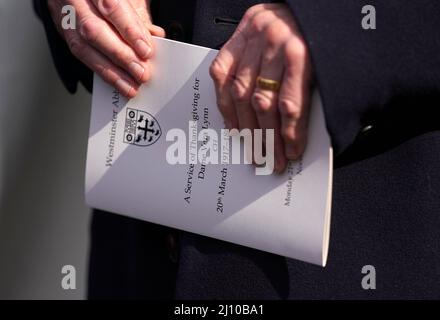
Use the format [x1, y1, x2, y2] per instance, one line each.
[0, 0, 91, 299]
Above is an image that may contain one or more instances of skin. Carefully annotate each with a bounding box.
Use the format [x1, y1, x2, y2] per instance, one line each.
[49, 2, 311, 172]
[48, 0, 165, 97]
[209, 4, 312, 173]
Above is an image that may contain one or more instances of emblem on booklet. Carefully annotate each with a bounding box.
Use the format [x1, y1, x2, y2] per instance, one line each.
[123, 108, 161, 146]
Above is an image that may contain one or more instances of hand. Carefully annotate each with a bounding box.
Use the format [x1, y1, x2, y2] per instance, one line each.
[48, 0, 165, 97]
[209, 3, 312, 173]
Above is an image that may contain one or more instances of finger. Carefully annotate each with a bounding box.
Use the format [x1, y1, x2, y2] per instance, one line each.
[210, 3, 288, 131]
[240, 2, 287, 29]
[252, 49, 287, 173]
[209, 4, 275, 130]
[231, 37, 261, 131]
[232, 70, 260, 166]
[209, 32, 246, 130]
[65, 33, 139, 98]
[78, 13, 151, 83]
[91, 0, 152, 59]
[129, 0, 166, 37]
[227, 38, 260, 164]
[279, 39, 312, 160]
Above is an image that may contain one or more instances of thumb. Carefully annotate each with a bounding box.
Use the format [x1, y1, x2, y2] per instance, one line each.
[149, 24, 166, 38]
[130, 0, 166, 38]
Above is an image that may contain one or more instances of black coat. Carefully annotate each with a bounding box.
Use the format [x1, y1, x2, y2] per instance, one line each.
[34, 0, 440, 299]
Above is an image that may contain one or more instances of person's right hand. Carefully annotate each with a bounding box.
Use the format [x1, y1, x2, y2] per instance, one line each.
[48, 0, 165, 98]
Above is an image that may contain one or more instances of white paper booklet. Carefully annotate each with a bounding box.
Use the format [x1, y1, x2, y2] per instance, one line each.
[85, 37, 333, 266]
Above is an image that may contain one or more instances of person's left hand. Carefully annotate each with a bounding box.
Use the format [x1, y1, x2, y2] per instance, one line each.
[209, 3, 312, 173]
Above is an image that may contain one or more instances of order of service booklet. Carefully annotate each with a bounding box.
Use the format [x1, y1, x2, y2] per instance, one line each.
[85, 37, 333, 266]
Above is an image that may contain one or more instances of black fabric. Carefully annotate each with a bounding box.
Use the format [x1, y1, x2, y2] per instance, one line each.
[285, 0, 440, 155]
[33, 0, 440, 299]
[88, 210, 178, 299]
[175, 131, 440, 299]
[150, 0, 197, 43]
[33, 0, 92, 93]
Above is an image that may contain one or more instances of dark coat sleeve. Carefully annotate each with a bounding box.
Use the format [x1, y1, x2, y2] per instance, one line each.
[33, 0, 93, 93]
[286, 0, 440, 155]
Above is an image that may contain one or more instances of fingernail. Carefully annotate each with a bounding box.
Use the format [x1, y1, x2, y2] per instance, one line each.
[129, 62, 145, 81]
[116, 79, 133, 97]
[135, 39, 151, 59]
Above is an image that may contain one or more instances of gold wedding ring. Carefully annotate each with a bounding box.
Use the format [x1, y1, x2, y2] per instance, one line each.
[256, 76, 281, 92]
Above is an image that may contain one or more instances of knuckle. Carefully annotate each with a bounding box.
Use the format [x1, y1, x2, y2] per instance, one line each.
[98, 0, 121, 16]
[209, 59, 227, 82]
[97, 65, 111, 81]
[67, 37, 86, 59]
[264, 24, 281, 42]
[231, 78, 250, 103]
[80, 18, 100, 42]
[111, 47, 129, 64]
[243, 8, 253, 21]
[249, 15, 264, 33]
[279, 97, 301, 120]
[123, 25, 141, 40]
[244, 5, 260, 21]
[252, 92, 273, 114]
[285, 39, 308, 60]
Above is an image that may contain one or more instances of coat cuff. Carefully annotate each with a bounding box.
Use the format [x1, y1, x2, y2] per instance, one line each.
[33, 0, 93, 93]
